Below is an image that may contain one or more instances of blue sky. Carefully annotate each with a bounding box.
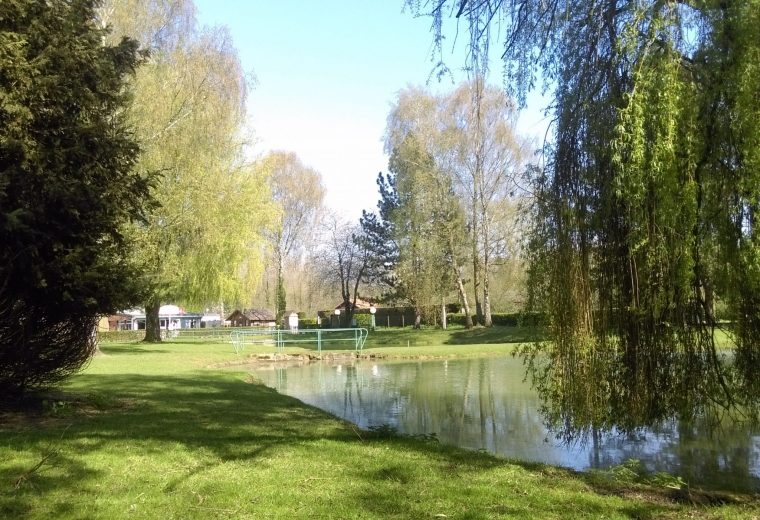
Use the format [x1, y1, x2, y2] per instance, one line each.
[193, 1, 549, 220]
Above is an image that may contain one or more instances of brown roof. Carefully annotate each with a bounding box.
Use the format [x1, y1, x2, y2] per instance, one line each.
[108, 313, 132, 319]
[335, 298, 374, 311]
[227, 308, 275, 322]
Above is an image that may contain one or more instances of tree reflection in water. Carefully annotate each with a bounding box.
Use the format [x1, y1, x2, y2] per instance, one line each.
[519, 332, 760, 445]
[247, 357, 760, 491]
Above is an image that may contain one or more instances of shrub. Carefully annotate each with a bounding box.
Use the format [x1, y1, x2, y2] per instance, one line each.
[98, 330, 145, 343]
[353, 314, 373, 328]
[446, 312, 546, 327]
[299, 318, 320, 329]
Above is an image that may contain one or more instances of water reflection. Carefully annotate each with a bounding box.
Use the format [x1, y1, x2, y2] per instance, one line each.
[247, 357, 760, 491]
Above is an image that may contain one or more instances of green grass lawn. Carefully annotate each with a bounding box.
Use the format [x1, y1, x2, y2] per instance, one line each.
[1, 330, 758, 519]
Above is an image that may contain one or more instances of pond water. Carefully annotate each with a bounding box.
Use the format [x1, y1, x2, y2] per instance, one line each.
[246, 356, 760, 491]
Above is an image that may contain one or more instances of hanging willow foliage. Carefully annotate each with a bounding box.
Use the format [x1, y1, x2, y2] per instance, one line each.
[409, 0, 760, 438]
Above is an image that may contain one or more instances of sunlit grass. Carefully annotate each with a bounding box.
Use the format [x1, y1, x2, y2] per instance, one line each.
[0, 337, 757, 518]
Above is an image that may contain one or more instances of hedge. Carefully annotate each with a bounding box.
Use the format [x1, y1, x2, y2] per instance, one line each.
[447, 312, 546, 327]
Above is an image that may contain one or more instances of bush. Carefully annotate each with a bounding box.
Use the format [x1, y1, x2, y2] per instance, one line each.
[98, 330, 145, 343]
[299, 318, 320, 329]
[353, 314, 373, 328]
[446, 312, 546, 327]
[446, 303, 462, 314]
[446, 314, 469, 327]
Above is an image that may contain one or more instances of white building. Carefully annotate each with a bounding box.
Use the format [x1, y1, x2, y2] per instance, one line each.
[125, 305, 204, 331]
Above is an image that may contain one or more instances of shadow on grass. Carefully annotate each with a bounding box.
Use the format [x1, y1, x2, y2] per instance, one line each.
[0, 368, 736, 519]
[363, 325, 545, 348]
[0, 372, 357, 516]
[98, 344, 172, 355]
[444, 326, 545, 345]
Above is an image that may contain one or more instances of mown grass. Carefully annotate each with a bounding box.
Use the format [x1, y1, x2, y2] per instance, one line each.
[1, 334, 758, 519]
[365, 324, 542, 348]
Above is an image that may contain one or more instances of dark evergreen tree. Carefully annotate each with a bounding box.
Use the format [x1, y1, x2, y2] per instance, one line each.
[359, 172, 400, 298]
[0, 0, 152, 399]
[276, 274, 287, 323]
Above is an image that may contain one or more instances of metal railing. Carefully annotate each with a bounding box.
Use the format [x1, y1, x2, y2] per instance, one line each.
[230, 328, 368, 354]
[98, 326, 273, 343]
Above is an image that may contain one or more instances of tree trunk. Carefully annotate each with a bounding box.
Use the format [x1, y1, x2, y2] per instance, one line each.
[144, 299, 161, 342]
[473, 251, 483, 325]
[451, 257, 473, 329]
[92, 321, 103, 356]
[276, 253, 286, 323]
[472, 77, 484, 327]
[704, 280, 714, 322]
[482, 236, 493, 327]
[414, 308, 422, 329]
[441, 300, 447, 330]
[483, 271, 492, 327]
[472, 199, 483, 325]
[458, 279, 474, 329]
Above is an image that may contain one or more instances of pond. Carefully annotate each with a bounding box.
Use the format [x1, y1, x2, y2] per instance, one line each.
[245, 356, 760, 491]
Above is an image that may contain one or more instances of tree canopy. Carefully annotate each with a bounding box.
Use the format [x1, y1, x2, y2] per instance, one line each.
[365, 82, 525, 327]
[321, 216, 370, 327]
[258, 151, 325, 321]
[100, 0, 275, 341]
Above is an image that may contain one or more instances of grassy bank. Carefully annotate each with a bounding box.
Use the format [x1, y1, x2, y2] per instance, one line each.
[1, 338, 758, 519]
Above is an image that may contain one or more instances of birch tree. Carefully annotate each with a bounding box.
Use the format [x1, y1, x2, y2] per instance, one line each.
[442, 80, 526, 326]
[384, 84, 526, 327]
[258, 152, 325, 321]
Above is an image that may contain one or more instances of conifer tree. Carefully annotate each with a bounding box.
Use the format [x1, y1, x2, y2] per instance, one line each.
[0, 0, 151, 397]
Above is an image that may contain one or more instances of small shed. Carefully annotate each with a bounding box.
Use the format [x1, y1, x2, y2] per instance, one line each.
[226, 308, 276, 327]
[282, 311, 299, 331]
[319, 301, 416, 328]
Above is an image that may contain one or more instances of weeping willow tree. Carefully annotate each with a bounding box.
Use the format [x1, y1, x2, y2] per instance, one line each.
[100, 0, 275, 341]
[408, 0, 760, 438]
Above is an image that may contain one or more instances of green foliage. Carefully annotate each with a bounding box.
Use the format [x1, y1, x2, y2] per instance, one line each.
[276, 274, 286, 322]
[411, 0, 760, 437]
[389, 135, 459, 317]
[102, 0, 276, 331]
[298, 318, 319, 329]
[359, 171, 400, 294]
[258, 151, 325, 322]
[590, 459, 688, 492]
[0, 0, 151, 395]
[447, 312, 546, 328]
[353, 313, 373, 328]
[374, 82, 526, 328]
